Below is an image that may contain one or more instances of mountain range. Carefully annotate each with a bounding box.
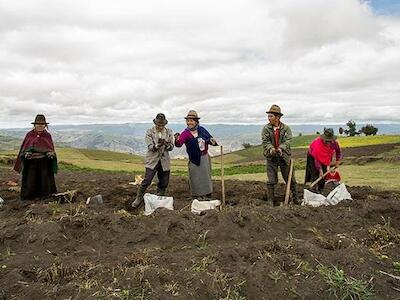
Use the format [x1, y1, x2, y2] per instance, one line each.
[1, 123, 399, 157]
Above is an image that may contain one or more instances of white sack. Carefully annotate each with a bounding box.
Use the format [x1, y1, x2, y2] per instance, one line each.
[144, 193, 174, 216]
[303, 183, 352, 207]
[191, 199, 221, 215]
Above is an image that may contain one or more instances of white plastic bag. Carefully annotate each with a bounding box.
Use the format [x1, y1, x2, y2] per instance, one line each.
[325, 183, 352, 205]
[191, 199, 221, 215]
[303, 183, 352, 207]
[302, 189, 327, 207]
[143, 193, 174, 216]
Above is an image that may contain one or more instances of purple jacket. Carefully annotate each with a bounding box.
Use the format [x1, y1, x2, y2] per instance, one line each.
[175, 126, 213, 166]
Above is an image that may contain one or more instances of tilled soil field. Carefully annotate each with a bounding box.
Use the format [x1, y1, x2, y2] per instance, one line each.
[0, 166, 400, 299]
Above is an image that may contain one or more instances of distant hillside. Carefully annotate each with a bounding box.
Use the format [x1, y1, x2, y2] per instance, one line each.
[0, 135, 20, 151]
[0, 123, 398, 157]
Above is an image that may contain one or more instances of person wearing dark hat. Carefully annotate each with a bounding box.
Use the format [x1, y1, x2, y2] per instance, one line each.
[132, 113, 174, 208]
[174, 110, 218, 200]
[305, 128, 342, 192]
[262, 105, 299, 206]
[14, 114, 57, 200]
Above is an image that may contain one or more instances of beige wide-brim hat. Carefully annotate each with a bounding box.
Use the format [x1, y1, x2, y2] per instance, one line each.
[184, 110, 200, 120]
[31, 114, 49, 124]
[266, 104, 283, 116]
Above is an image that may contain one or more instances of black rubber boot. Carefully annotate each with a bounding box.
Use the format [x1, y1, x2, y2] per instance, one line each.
[291, 188, 302, 205]
[157, 187, 166, 196]
[267, 186, 279, 206]
[132, 186, 146, 208]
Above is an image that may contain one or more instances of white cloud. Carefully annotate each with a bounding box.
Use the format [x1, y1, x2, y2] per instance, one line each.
[0, 0, 399, 127]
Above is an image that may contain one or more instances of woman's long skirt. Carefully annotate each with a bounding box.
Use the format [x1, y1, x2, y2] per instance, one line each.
[304, 153, 327, 192]
[188, 154, 213, 197]
[21, 157, 57, 200]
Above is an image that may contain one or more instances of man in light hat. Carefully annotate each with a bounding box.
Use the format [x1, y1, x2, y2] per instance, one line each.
[132, 113, 174, 208]
[262, 105, 300, 206]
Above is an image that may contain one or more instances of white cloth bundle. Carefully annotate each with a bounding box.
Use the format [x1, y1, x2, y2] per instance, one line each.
[303, 183, 352, 207]
[191, 199, 221, 214]
[144, 193, 174, 216]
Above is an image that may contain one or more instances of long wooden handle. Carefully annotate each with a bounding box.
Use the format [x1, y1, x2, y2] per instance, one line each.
[284, 159, 294, 206]
[220, 145, 225, 206]
[310, 167, 337, 188]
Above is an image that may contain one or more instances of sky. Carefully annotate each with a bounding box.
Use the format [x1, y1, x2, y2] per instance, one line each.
[1, 0, 400, 128]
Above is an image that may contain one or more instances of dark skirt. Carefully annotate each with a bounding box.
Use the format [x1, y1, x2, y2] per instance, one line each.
[21, 157, 57, 200]
[305, 153, 327, 191]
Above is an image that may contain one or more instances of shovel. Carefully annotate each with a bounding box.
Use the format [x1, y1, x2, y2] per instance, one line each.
[220, 145, 226, 206]
[309, 167, 337, 188]
[284, 159, 294, 206]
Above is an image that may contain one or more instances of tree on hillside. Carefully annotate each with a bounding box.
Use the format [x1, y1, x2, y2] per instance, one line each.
[344, 120, 357, 136]
[360, 124, 378, 136]
[242, 143, 252, 149]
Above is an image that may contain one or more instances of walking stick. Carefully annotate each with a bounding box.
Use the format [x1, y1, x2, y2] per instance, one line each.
[310, 167, 337, 188]
[284, 159, 294, 206]
[220, 145, 226, 206]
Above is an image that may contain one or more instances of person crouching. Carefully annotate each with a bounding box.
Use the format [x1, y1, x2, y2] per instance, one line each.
[131, 113, 174, 208]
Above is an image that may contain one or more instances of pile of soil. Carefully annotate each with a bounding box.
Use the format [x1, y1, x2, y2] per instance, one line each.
[0, 167, 399, 299]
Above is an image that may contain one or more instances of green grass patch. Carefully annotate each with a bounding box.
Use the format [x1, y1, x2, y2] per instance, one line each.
[318, 265, 373, 300]
[76, 148, 143, 162]
[337, 135, 400, 148]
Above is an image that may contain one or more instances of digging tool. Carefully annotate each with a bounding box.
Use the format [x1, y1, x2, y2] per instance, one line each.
[284, 159, 294, 206]
[220, 145, 226, 206]
[310, 167, 337, 188]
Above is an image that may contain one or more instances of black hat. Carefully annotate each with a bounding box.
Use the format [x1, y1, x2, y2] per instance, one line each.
[31, 114, 49, 125]
[153, 113, 168, 125]
[321, 128, 337, 141]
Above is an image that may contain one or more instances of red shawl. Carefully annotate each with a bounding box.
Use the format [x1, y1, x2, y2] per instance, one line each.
[14, 129, 56, 173]
[309, 136, 334, 167]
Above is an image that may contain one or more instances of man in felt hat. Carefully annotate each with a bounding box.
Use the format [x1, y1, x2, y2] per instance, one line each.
[261, 105, 300, 206]
[132, 113, 175, 208]
[305, 128, 342, 192]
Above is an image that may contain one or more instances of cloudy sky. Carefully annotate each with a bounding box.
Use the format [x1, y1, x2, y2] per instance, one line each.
[1, 0, 400, 127]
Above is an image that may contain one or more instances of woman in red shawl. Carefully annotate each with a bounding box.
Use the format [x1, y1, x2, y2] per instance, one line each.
[14, 114, 57, 200]
[305, 128, 342, 193]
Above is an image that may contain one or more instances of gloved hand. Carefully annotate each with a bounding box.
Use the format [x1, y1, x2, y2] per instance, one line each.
[210, 138, 218, 146]
[24, 152, 33, 159]
[174, 133, 180, 141]
[46, 151, 55, 159]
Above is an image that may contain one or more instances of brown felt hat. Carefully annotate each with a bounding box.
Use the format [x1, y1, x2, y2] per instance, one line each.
[31, 114, 49, 125]
[184, 110, 200, 120]
[266, 104, 283, 116]
[320, 128, 337, 142]
[153, 113, 168, 126]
